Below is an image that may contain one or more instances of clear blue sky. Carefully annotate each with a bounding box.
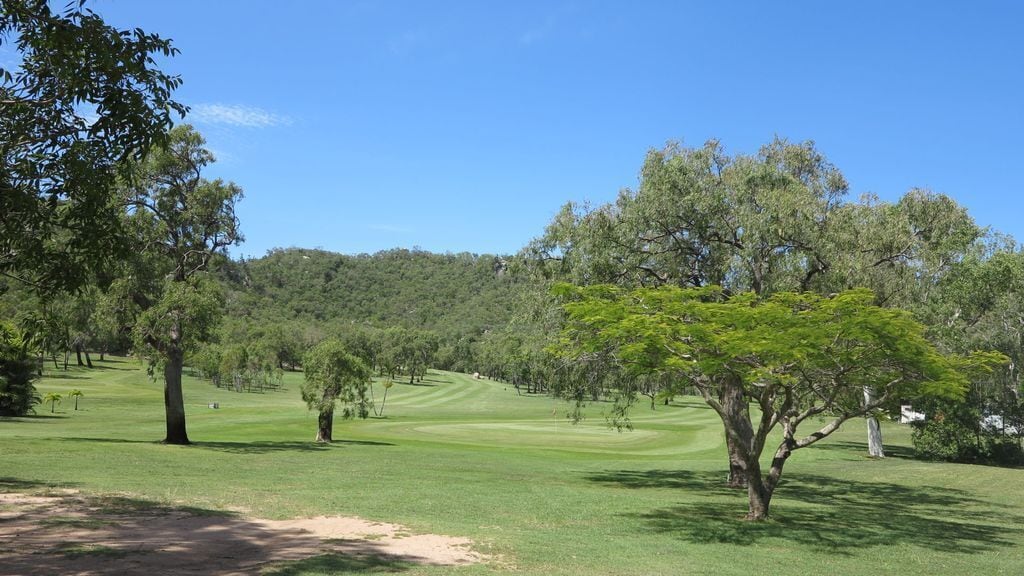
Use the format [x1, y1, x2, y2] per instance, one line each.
[89, 1, 1023, 258]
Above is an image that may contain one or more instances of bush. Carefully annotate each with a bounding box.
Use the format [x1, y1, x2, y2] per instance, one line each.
[0, 323, 39, 416]
[911, 407, 1024, 466]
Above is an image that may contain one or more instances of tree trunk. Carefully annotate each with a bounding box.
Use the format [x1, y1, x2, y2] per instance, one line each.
[316, 407, 334, 442]
[75, 343, 84, 366]
[725, 435, 748, 488]
[864, 387, 885, 458]
[163, 345, 190, 445]
[745, 474, 773, 520]
[866, 416, 885, 457]
[720, 375, 750, 488]
[84, 350, 93, 368]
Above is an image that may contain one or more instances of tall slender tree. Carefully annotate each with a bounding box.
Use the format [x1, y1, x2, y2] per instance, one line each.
[122, 125, 243, 444]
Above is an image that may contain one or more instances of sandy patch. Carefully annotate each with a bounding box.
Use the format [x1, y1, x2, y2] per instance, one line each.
[0, 492, 484, 575]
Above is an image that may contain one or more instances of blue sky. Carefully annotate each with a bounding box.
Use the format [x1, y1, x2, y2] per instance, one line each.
[85, 1, 1024, 258]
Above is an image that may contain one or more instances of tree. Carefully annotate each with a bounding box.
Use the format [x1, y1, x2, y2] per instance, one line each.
[909, 245, 1024, 464]
[372, 378, 394, 417]
[123, 125, 243, 444]
[67, 388, 83, 410]
[301, 339, 371, 443]
[522, 138, 982, 472]
[0, 321, 38, 416]
[43, 391, 61, 413]
[553, 284, 1002, 520]
[1, 0, 185, 293]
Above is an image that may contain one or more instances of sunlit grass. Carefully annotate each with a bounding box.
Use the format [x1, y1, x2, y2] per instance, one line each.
[2, 357, 1022, 575]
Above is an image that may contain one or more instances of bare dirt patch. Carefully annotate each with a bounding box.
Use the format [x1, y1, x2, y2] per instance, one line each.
[0, 491, 484, 575]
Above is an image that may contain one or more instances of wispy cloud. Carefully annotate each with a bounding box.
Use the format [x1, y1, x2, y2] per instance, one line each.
[189, 103, 292, 128]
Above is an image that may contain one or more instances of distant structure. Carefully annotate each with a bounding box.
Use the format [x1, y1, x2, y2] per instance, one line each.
[900, 405, 925, 424]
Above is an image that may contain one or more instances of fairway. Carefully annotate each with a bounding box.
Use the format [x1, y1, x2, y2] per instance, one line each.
[2, 358, 1023, 575]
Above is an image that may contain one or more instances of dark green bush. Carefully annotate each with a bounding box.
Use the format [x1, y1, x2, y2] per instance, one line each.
[0, 323, 39, 416]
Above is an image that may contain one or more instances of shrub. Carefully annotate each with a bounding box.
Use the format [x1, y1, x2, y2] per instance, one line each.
[0, 323, 40, 416]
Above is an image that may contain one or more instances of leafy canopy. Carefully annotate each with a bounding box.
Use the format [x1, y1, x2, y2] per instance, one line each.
[1, 0, 185, 292]
[554, 283, 1001, 424]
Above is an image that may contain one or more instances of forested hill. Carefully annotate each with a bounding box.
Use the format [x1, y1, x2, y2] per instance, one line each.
[219, 248, 519, 338]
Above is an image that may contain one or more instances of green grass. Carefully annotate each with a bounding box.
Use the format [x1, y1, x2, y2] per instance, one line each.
[2, 357, 1023, 575]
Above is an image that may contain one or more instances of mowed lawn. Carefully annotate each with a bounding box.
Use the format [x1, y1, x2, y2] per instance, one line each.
[2, 357, 1023, 575]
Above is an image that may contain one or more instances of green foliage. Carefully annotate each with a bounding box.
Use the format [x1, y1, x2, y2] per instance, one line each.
[553, 283, 1005, 518]
[67, 389, 83, 410]
[911, 400, 1024, 466]
[301, 339, 372, 420]
[220, 248, 516, 355]
[43, 391, 62, 413]
[0, 0, 185, 293]
[132, 276, 224, 364]
[0, 321, 38, 415]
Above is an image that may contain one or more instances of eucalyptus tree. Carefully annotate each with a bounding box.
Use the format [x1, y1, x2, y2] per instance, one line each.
[1, 0, 185, 293]
[302, 339, 371, 443]
[120, 125, 243, 444]
[522, 138, 981, 474]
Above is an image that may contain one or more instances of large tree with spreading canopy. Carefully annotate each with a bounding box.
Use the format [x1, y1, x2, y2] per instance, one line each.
[553, 283, 1003, 519]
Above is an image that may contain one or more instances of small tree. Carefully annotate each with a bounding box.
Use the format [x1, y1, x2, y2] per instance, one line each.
[43, 392, 62, 413]
[302, 339, 371, 443]
[67, 389, 83, 410]
[373, 378, 394, 417]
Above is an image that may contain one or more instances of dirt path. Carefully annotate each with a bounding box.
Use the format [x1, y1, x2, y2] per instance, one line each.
[0, 491, 484, 575]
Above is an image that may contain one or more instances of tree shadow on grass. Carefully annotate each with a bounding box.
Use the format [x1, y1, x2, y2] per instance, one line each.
[809, 440, 917, 459]
[587, 469, 1022, 555]
[55, 437, 395, 454]
[41, 372, 89, 380]
[0, 476, 60, 493]
[0, 490, 420, 576]
[0, 413, 68, 421]
[194, 439, 396, 453]
[263, 552, 414, 575]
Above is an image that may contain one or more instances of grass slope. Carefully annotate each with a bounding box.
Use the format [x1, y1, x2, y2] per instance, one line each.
[2, 358, 1023, 575]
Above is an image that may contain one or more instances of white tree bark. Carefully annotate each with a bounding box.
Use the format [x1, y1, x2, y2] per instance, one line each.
[864, 387, 885, 458]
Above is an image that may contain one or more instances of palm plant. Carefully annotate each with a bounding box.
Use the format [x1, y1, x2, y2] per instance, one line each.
[43, 392, 62, 413]
[67, 389, 83, 410]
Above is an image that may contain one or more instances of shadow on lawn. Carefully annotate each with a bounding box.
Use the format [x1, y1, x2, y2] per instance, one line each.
[0, 489, 417, 575]
[808, 440, 917, 460]
[263, 552, 414, 575]
[56, 437, 395, 453]
[587, 469, 1021, 554]
[1, 413, 68, 421]
[0, 476, 61, 492]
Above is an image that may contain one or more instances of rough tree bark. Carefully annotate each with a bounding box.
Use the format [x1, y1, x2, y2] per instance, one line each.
[316, 406, 334, 443]
[162, 322, 189, 445]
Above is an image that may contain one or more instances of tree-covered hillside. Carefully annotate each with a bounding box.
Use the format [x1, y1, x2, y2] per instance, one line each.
[220, 247, 518, 339]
